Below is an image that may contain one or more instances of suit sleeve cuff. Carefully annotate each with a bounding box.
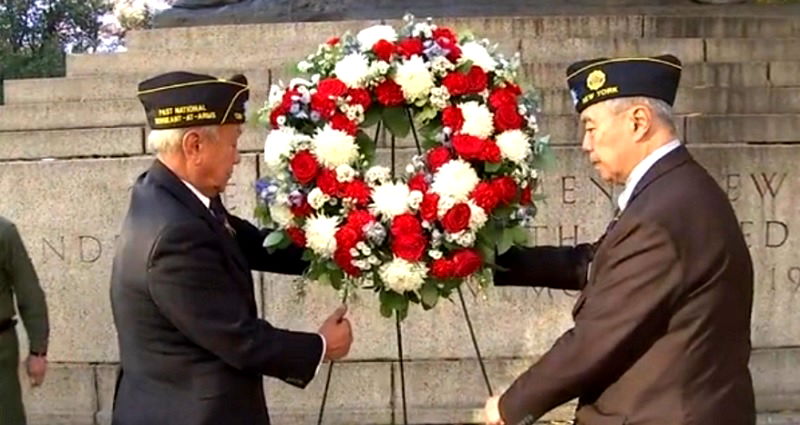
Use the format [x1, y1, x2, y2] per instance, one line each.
[314, 333, 326, 377]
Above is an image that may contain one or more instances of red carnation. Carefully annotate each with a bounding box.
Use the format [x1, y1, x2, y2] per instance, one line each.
[408, 173, 429, 193]
[269, 108, 285, 129]
[446, 43, 462, 62]
[442, 72, 470, 97]
[348, 88, 372, 111]
[506, 83, 522, 95]
[488, 87, 519, 111]
[310, 92, 337, 119]
[347, 209, 375, 233]
[494, 104, 524, 131]
[334, 248, 360, 276]
[397, 38, 424, 58]
[343, 179, 372, 207]
[331, 113, 358, 136]
[427, 147, 452, 171]
[327, 36, 340, 46]
[375, 79, 405, 106]
[441, 106, 464, 131]
[442, 203, 471, 233]
[392, 233, 428, 261]
[373, 39, 396, 61]
[453, 249, 482, 277]
[420, 192, 440, 221]
[433, 27, 457, 44]
[482, 141, 502, 163]
[471, 181, 500, 212]
[317, 78, 348, 98]
[391, 213, 423, 237]
[431, 258, 455, 279]
[335, 225, 361, 251]
[290, 150, 319, 184]
[317, 168, 340, 196]
[492, 176, 518, 205]
[290, 196, 314, 218]
[467, 66, 488, 93]
[286, 227, 307, 248]
[520, 184, 533, 205]
[452, 134, 486, 161]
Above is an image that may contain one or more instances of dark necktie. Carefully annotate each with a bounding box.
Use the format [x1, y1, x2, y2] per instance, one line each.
[210, 197, 235, 235]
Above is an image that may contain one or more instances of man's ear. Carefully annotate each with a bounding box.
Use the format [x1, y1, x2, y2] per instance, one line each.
[630, 105, 652, 141]
[181, 130, 203, 164]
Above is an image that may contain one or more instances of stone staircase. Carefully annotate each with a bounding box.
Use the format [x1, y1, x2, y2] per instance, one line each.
[1, 11, 800, 425]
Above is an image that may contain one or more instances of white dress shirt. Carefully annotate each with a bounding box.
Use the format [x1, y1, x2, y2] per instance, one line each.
[180, 179, 327, 375]
[617, 139, 682, 212]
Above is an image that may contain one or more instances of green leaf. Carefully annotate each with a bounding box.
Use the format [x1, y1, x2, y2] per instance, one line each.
[380, 301, 393, 318]
[456, 59, 474, 73]
[511, 226, 529, 245]
[380, 290, 410, 320]
[478, 241, 496, 266]
[356, 130, 376, 165]
[484, 161, 501, 173]
[330, 270, 344, 290]
[317, 272, 331, 287]
[301, 249, 314, 261]
[420, 282, 439, 309]
[498, 228, 515, 255]
[361, 106, 382, 128]
[382, 107, 411, 138]
[263, 230, 285, 248]
[416, 105, 438, 125]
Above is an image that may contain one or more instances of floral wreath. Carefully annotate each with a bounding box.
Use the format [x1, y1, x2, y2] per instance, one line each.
[254, 14, 550, 320]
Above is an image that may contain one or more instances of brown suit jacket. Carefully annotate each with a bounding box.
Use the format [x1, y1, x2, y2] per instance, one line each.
[495, 146, 755, 425]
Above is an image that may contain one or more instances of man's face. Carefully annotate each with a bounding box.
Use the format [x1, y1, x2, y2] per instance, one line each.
[580, 101, 636, 184]
[192, 124, 242, 196]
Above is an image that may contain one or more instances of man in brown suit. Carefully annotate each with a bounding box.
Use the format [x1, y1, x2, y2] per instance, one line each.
[484, 55, 755, 425]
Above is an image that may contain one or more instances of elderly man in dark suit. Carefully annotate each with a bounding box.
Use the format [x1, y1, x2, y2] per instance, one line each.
[485, 55, 755, 425]
[110, 71, 352, 425]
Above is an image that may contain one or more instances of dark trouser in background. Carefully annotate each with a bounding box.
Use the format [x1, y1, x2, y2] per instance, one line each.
[0, 328, 25, 425]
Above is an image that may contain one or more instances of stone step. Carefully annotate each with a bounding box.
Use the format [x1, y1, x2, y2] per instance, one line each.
[125, 15, 800, 52]
[8, 61, 793, 105]
[68, 37, 800, 77]
[0, 127, 143, 160]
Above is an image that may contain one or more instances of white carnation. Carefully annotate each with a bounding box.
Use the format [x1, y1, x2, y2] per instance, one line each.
[334, 53, 371, 88]
[496, 130, 531, 164]
[366, 166, 392, 186]
[460, 41, 498, 72]
[395, 55, 435, 102]
[437, 195, 457, 219]
[303, 215, 340, 258]
[429, 249, 443, 260]
[312, 124, 359, 168]
[263, 127, 297, 175]
[431, 159, 480, 202]
[336, 164, 356, 183]
[269, 204, 294, 227]
[458, 101, 494, 139]
[308, 188, 328, 210]
[407, 190, 424, 210]
[267, 85, 286, 109]
[357, 25, 398, 51]
[379, 257, 428, 293]
[467, 200, 488, 231]
[371, 182, 411, 219]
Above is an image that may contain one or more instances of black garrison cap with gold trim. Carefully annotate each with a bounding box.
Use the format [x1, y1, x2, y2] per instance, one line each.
[566, 55, 682, 113]
[137, 71, 250, 130]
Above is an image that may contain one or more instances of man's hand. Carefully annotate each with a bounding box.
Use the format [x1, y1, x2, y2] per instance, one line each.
[26, 354, 47, 387]
[485, 395, 504, 425]
[318, 305, 352, 361]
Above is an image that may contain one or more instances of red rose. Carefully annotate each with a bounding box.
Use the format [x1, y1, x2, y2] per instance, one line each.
[331, 113, 358, 136]
[433, 27, 457, 44]
[441, 106, 464, 131]
[431, 258, 455, 279]
[335, 225, 361, 251]
[327, 36, 340, 46]
[427, 147, 452, 171]
[317, 78, 348, 98]
[397, 38, 423, 58]
[446, 44, 462, 62]
[467, 66, 488, 93]
[482, 141, 502, 163]
[494, 104, 524, 131]
[391, 213, 423, 237]
[373, 39, 396, 61]
[347, 209, 375, 233]
[453, 249, 482, 277]
[488, 87, 518, 111]
[408, 173, 429, 193]
[290, 150, 320, 184]
[442, 72, 470, 97]
[442, 203, 471, 233]
[471, 181, 500, 212]
[343, 179, 372, 207]
[317, 168, 340, 196]
[334, 248, 360, 276]
[492, 176, 518, 204]
[507, 83, 522, 95]
[286, 227, 307, 248]
[290, 196, 313, 218]
[348, 88, 372, 111]
[520, 184, 533, 205]
[420, 192, 440, 221]
[375, 79, 405, 106]
[452, 134, 486, 161]
[392, 233, 428, 261]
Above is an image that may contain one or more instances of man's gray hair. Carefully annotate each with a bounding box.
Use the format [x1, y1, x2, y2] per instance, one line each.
[147, 125, 220, 154]
[606, 96, 677, 134]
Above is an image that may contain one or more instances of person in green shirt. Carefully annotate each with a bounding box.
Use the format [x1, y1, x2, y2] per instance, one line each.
[0, 216, 49, 425]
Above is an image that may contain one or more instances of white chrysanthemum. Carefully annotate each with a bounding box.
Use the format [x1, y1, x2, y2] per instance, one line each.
[408, 190, 424, 210]
[312, 124, 359, 168]
[496, 130, 531, 164]
[460, 41, 498, 72]
[336, 164, 356, 183]
[357, 25, 398, 51]
[437, 195, 457, 219]
[269, 204, 293, 227]
[458, 101, 494, 139]
[370, 182, 411, 219]
[431, 159, 480, 202]
[379, 257, 428, 293]
[262, 127, 297, 175]
[395, 55, 435, 102]
[334, 53, 371, 88]
[366, 166, 392, 186]
[303, 215, 340, 258]
[308, 188, 328, 210]
[467, 200, 488, 231]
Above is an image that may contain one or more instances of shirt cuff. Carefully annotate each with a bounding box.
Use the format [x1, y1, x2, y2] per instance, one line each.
[314, 333, 327, 377]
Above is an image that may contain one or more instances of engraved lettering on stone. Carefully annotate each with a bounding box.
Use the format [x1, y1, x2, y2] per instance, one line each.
[726, 173, 741, 202]
[788, 267, 800, 293]
[589, 177, 613, 202]
[765, 221, 789, 248]
[562, 176, 576, 205]
[531, 225, 547, 246]
[558, 224, 578, 246]
[750, 172, 787, 200]
[739, 220, 754, 248]
[42, 236, 65, 262]
[79, 235, 102, 263]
